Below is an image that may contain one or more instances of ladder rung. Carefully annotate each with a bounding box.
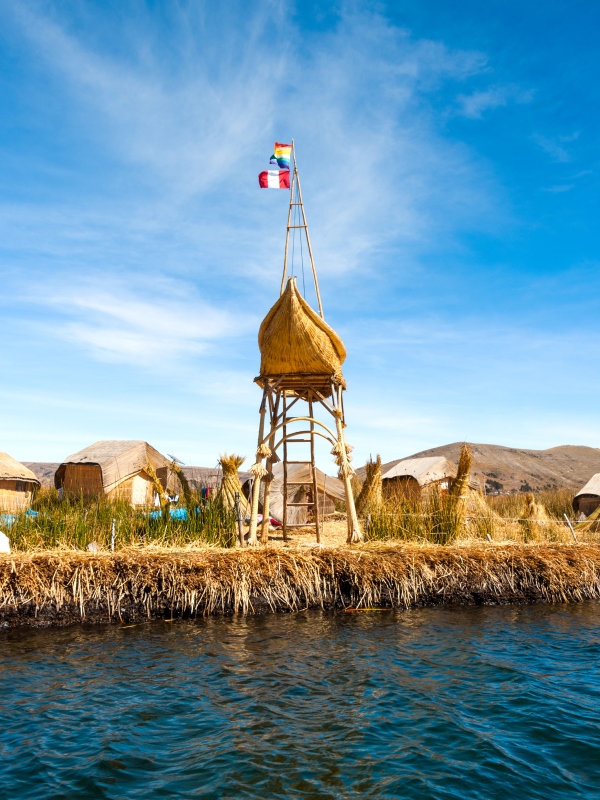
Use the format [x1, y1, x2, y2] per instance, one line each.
[285, 523, 317, 528]
[286, 460, 312, 464]
[286, 482, 311, 486]
[287, 502, 314, 507]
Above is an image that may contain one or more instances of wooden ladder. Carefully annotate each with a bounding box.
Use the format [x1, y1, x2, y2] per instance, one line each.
[281, 395, 321, 543]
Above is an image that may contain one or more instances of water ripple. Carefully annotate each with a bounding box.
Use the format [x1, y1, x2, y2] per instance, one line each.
[1, 604, 600, 798]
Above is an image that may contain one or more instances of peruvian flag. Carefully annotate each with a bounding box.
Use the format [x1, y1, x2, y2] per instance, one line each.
[258, 170, 290, 189]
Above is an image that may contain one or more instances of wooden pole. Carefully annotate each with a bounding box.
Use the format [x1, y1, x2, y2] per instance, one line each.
[282, 393, 288, 542]
[309, 398, 321, 544]
[235, 491, 245, 547]
[294, 148, 324, 319]
[248, 390, 268, 546]
[260, 389, 279, 544]
[280, 139, 296, 296]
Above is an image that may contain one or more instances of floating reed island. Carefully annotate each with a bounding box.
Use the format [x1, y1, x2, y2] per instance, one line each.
[2, 543, 600, 628]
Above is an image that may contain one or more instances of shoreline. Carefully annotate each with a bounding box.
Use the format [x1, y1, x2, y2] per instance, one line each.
[2, 543, 600, 628]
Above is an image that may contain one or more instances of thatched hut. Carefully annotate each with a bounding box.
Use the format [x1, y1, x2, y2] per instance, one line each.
[381, 456, 456, 500]
[0, 452, 40, 513]
[573, 474, 600, 517]
[54, 441, 178, 506]
[243, 463, 344, 526]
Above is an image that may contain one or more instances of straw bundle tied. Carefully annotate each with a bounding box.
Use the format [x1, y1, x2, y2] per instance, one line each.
[218, 454, 247, 513]
[355, 455, 383, 516]
[520, 493, 561, 541]
[576, 502, 600, 533]
[258, 277, 346, 383]
[2, 544, 600, 627]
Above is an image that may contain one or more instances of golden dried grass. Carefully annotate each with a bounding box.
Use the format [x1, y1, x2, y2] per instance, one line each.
[218, 454, 247, 512]
[258, 277, 346, 383]
[2, 543, 600, 627]
[355, 455, 383, 516]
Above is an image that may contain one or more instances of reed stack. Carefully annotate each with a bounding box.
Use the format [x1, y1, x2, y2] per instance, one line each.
[355, 455, 383, 516]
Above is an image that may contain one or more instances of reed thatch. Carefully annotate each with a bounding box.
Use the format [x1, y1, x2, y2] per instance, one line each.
[218, 454, 248, 513]
[355, 455, 383, 516]
[1, 544, 600, 627]
[0, 452, 40, 513]
[258, 277, 346, 383]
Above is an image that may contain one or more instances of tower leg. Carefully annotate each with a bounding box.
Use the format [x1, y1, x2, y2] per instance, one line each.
[334, 414, 363, 544]
[248, 393, 268, 547]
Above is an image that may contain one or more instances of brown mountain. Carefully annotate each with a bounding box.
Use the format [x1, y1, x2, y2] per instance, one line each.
[23, 462, 60, 487]
[362, 443, 600, 493]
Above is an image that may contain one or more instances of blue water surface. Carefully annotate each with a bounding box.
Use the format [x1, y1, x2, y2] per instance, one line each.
[1, 603, 599, 799]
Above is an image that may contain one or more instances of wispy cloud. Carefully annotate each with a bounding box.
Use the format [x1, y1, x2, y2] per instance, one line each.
[15, 275, 252, 365]
[456, 84, 533, 118]
[2, 2, 499, 287]
[532, 132, 579, 162]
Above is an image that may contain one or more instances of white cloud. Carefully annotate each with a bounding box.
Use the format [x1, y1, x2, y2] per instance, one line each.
[532, 132, 579, 163]
[2, 1, 500, 287]
[457, 84, 533, 118]
[16, 276, 252, 365]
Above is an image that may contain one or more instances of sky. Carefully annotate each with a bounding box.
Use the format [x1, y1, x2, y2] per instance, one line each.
[1, 0, 599, 470]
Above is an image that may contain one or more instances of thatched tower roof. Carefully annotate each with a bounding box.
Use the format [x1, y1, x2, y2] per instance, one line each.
[258, 277, 346, 383]
[0, 452, 40, 486]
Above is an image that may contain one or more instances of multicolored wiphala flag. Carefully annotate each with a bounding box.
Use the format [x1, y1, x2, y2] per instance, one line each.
[269, 142, 292, 170]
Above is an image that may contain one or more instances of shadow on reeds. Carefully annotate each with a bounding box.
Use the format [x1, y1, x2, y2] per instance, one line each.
[7, 488, 237, 551]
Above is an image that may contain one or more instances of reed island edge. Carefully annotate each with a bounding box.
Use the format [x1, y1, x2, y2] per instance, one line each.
[2, 543, 599, 628]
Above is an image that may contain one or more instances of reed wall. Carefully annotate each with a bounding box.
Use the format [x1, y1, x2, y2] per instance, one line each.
[1, 544, 599, 628]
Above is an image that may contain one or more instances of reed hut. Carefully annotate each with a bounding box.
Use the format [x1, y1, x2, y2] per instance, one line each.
[573, 474, 600, 517]
[381, 456, 456, 500]
[0, 452, 40, 513]
[243, 463, 344, 526]
[54, 441, 178, 507]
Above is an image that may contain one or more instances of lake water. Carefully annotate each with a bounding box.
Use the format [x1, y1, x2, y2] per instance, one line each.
[1, 604, 599, 799]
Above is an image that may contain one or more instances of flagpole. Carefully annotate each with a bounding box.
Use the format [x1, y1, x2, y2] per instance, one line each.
[293, 146, 324, 319]
[280, 139, 296, 296]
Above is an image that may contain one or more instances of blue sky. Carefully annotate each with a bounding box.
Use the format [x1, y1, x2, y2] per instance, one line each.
[1, 0, 599, 468]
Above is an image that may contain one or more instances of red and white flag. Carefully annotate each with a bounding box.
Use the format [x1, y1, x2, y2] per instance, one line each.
[258, 170, 290, 189]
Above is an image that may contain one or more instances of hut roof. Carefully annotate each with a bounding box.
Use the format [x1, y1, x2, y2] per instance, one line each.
[575, 473, 600, 500]
[270, 463, 345, 500]
[258, 277, 346, 383]
[381, 456, 455, 487]
[55, 440, 170, 491]
[0, 452, 40, 485]
[242, 463, 344, 523]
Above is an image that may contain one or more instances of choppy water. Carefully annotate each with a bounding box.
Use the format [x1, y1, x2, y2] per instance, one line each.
[1, 604, 599, 799]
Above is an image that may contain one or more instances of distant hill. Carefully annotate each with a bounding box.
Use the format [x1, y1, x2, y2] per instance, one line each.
[358, 443, 600, 493]
[24, 462, 60, 487]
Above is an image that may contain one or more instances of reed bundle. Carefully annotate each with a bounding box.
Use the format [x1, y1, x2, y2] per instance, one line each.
[258, 277, 346, 383]
[218, 454, 247, 513]
[521, 492, 561, 541]
[2, 543, 600, 627]
[355, 455, 382, 516]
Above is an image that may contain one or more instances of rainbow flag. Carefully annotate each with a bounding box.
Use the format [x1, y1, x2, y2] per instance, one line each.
[269, 142, 292, 170]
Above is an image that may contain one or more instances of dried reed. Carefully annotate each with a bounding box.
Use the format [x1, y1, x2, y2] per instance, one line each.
[2, 543, 600, 627]
[218, 454, 247, 513]
[355, 455, 382, 516]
